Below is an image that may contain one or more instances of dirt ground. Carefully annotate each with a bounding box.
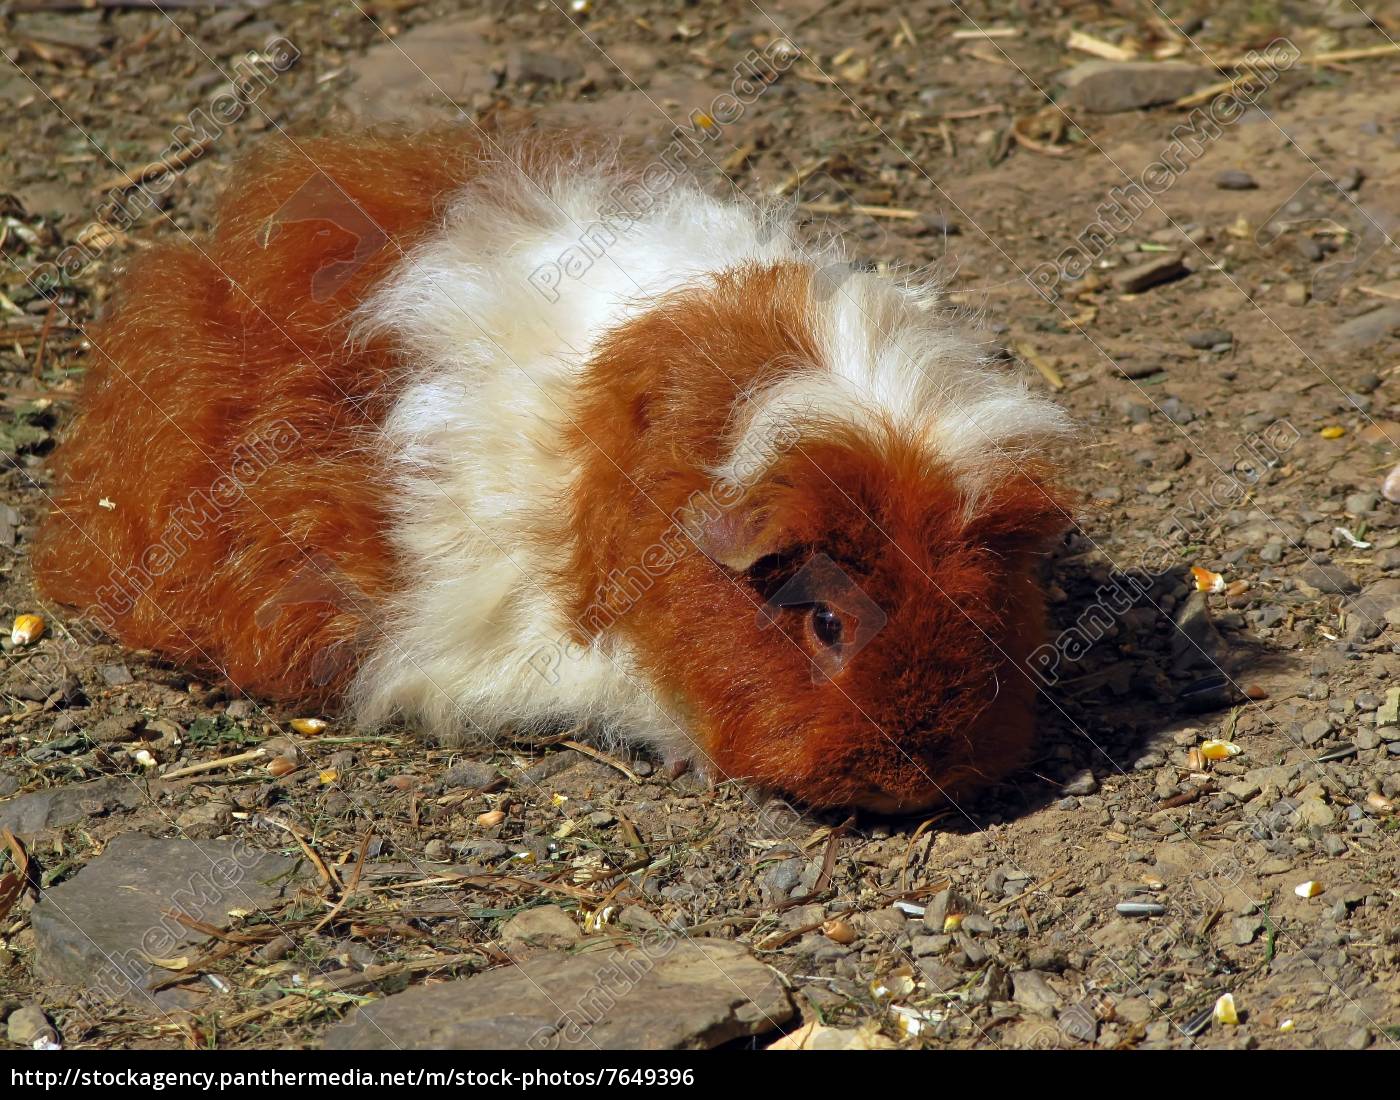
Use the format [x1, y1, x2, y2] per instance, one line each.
[2, 0, 1400, 1051]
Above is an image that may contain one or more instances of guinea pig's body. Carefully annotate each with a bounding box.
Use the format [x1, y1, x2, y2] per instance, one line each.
[34, 125, 1072, 811]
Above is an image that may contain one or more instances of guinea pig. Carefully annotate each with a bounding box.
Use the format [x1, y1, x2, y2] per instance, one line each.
[32, 124, 1073, 813]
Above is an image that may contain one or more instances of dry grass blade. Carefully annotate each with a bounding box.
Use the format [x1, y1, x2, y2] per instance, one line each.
[265, 816, 339, 895]
[1015, 342, 1066, 390]
[309, 832, 373, 934]
[163, 910, 273, 945]
[560, 738, 641, 782]
[798, 200, 921, 219]
[1066, 30, 1136, 62]
[0, 828, 30, 921]
[899, 812, 950, 894]
[1011, 111, 1076, 157]
[218, 953, 480, 1031]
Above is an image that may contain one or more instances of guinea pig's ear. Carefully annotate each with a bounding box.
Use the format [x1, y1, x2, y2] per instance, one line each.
[692, 504, 788, 572]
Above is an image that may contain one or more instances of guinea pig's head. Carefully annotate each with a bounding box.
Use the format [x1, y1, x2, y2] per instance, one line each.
[568, 261, 1071, 813]
[652, 431, 1069, 813]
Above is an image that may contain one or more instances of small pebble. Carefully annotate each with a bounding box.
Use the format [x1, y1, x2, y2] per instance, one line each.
[1115, 901, 1166, 917]
[1214, 169, 1257, 190]
[1184, 328, 1232, 349]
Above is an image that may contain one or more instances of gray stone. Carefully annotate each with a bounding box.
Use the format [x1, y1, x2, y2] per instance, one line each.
[1011, 970, 1062, 1016]
[1379, 689, 1400, 726]
[1062, 769, 1098, 796]
[498, 905, 582, 950]
[87, 715, 142, 744]
[1343, 580, 1400, 641]
[921, 888, 967, 934]
[1185, 328, 1232, 349]
[515, 751, 583, 786]
[1061, 61, 1212, 113]
[29, 832, 301, 1010]
[1334, 305, 1400, 351]
[761, 857, 804, 898]
[6, 1004, 54, 1047]
[1346, 491, 1379, 515]
[323, 939, 792, 1050]
[1059, 1000, 1100, 1042]
[0, 778, 142, 838]
[441, 761, 499, 790]
[1298, 562, 1359, 595]
[1294, 797, 1335, 828]
[1114, 252, 1189, 293]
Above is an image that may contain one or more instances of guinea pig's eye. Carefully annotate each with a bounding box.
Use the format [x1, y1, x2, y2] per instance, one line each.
[809, 603, 843, 648]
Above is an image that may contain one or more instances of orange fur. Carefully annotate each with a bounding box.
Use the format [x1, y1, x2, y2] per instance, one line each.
[32, 129, 482, 704]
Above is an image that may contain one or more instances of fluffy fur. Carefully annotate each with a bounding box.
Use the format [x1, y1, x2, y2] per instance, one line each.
[34, 123, 1073, 811]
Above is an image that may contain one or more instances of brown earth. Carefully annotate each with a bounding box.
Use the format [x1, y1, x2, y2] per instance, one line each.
[1, 0, 1399, 1051]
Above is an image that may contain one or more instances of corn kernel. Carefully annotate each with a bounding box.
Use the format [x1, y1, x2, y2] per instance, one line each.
[1213, 993, 1239, 1026]
[1190, 567, 1225, 594]
[1199, 739, 1241, 761]
[289, 718, 327, 735]
[11, 614, 44, 646]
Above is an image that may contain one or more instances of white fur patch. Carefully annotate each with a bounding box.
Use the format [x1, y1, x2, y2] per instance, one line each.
[348, 143, 1070, 749]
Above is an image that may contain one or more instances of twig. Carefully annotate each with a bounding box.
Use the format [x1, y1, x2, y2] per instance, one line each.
[1175, 45, 1400, 110]
[940, 105, 1004, 120]
[30, 302, 56, 381]
[160, 747, 267, 780]
[899, 813, 949, 894]
[950, 27, 1019, 39]
[97, 135, 215, 193]
[1304, 43, 1400, 65]
[985, 866, 1072, 914]
[798, 201, 921, 219]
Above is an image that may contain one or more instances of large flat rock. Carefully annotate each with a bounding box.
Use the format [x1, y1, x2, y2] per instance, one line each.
[340, 15, 501, 122]
[30, 832, 301, 1011]
[1333, 304, 1400, 352]
[322, 938, 793, 1049]
[0, 777, 143, 838]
